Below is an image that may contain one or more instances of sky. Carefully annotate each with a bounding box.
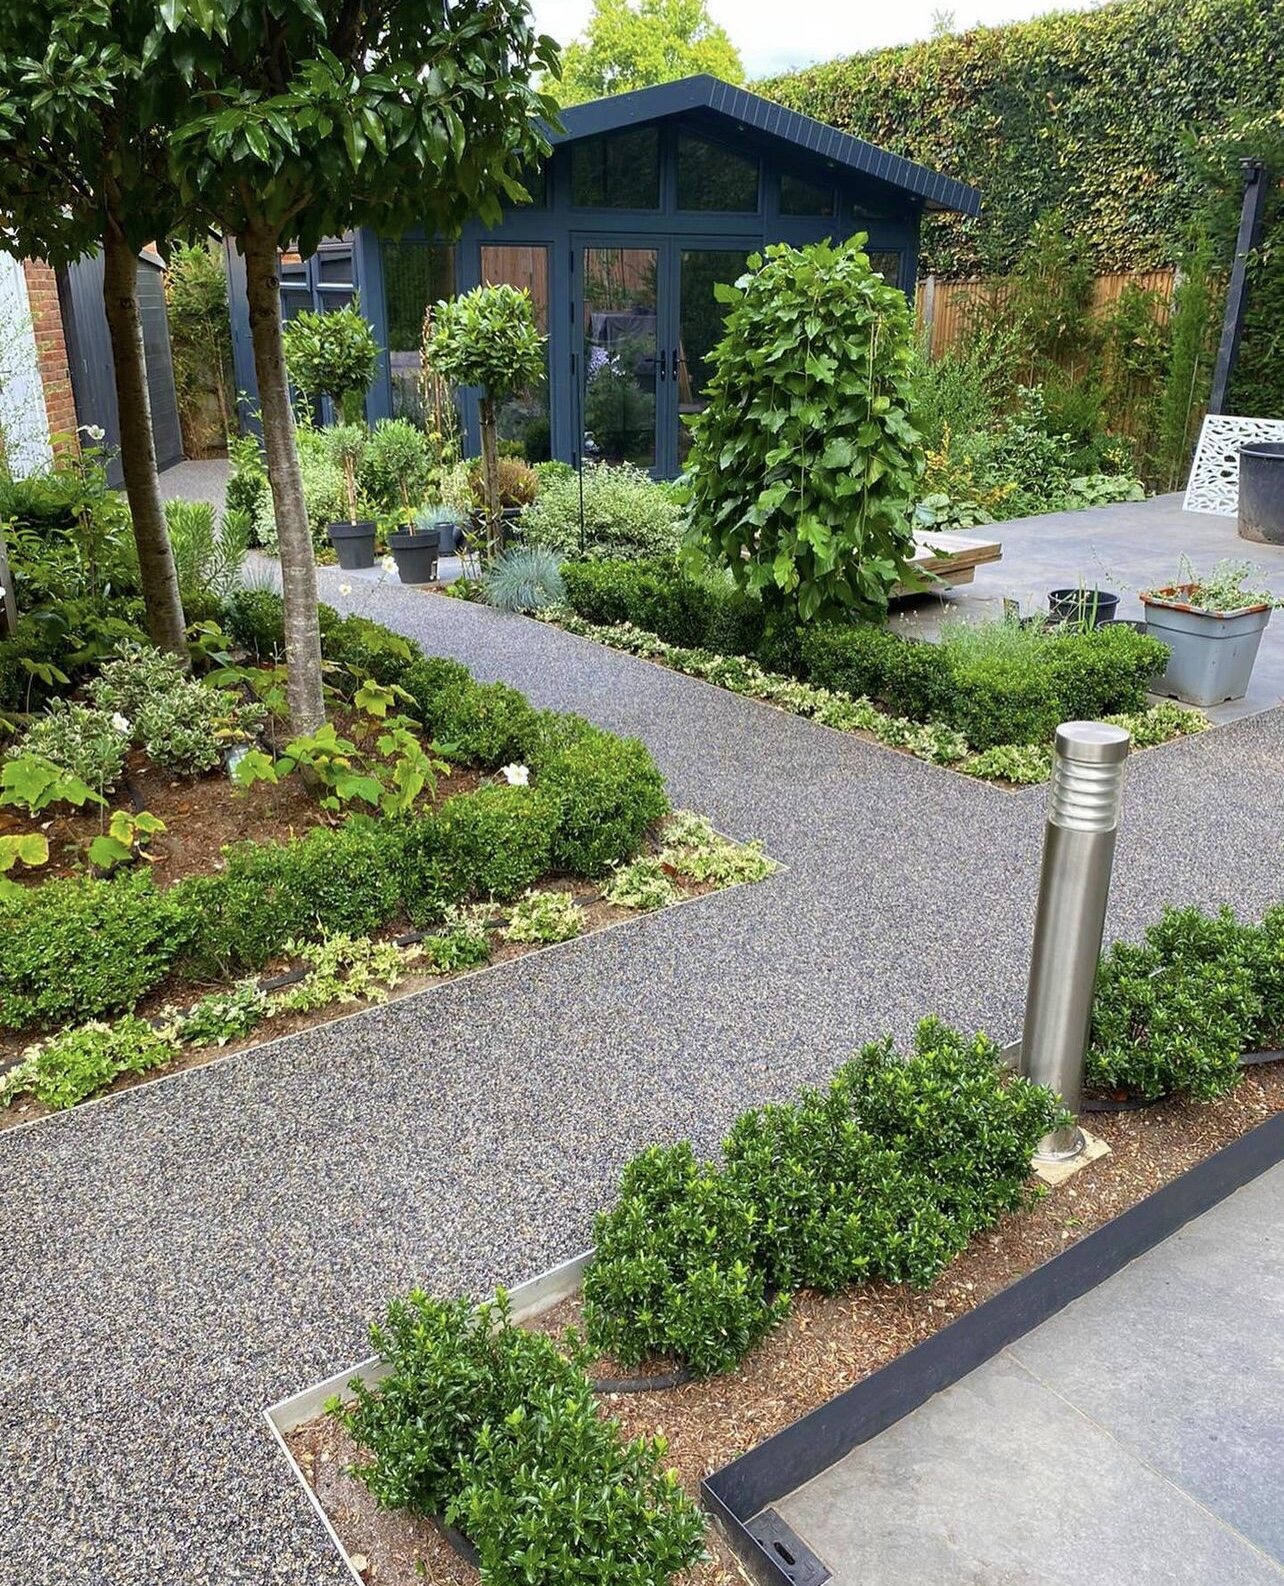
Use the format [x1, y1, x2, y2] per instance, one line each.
[531, 0, 1082, 79]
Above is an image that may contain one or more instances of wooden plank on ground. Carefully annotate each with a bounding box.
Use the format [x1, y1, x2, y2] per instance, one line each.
[894, 529, 1002, 596]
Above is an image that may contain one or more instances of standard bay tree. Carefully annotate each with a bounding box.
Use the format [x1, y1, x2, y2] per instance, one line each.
[0, 2, 191, 657]
[165, 0, 559, 731]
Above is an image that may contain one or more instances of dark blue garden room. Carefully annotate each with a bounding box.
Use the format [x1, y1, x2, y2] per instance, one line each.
[228, 74, 979, 480]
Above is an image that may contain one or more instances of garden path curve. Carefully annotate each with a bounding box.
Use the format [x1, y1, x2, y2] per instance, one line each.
[4, 576, 1284, 1584]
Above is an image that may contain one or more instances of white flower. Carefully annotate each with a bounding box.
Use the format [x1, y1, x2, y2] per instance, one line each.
[110, 713, 131, 735]
[338, 583, 352, 596]
[78, 423, 105, 443]
[381, 554, 397, 574]
[501, 764, 530, 787]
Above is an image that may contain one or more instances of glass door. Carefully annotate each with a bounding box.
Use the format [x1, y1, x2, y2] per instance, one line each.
[673, 244, 755, 468]
[574, 239, 664, 474]
[572, 237, 756, 478]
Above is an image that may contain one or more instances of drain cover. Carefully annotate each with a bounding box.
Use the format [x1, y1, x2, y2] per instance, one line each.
[744, 1508, 832, 1586]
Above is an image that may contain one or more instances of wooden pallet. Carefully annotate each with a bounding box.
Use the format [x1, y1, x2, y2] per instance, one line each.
[893, 529, 1002, 596]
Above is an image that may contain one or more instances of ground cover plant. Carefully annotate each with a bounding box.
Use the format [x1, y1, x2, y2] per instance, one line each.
[546, 568, 1206, 783]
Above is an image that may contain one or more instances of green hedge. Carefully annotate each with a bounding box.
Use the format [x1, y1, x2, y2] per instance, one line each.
[561, 559, 1168, 751]
[1088, 904, 1284, 1099]
[0, 598, 669, 1032]
[757, 0, 1283, 279]
[336, 1292, 705, 1582]
[582, 1018, 1065, 1376]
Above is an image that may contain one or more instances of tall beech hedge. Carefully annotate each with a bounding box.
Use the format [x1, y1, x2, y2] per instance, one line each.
[757, 0, 1283, 280]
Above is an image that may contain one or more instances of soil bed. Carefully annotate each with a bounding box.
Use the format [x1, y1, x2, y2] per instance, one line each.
[285, 1061, 1284, 1586]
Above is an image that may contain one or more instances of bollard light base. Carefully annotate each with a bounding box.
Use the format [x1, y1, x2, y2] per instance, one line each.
[1034, 1128, 1111, 1186]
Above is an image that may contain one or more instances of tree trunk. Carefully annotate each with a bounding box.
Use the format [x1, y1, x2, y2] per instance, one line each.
[101, 232, 188, 659]
[241, 224, 325, 733]
[479, 395, 502, 561]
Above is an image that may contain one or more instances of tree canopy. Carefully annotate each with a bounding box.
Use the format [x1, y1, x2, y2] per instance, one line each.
[550, 0, 742, 106]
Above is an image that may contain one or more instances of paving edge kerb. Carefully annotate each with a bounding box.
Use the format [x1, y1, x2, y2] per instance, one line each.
[700, 1105, 1284, 1586]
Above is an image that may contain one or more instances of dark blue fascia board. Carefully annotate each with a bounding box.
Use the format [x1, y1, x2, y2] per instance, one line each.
[546, 74, 980, 217]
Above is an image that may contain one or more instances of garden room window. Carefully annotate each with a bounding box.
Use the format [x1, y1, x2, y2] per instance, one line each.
[381, 241, 457, 421]
[676, 132, 759, 213]
[570, 127, 661, 209]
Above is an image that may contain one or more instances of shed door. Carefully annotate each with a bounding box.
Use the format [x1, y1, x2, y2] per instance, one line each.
[59, 251, 184, 486]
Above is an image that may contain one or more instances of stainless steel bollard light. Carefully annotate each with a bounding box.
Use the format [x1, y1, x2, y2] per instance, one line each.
[1020, 721, 1131, 1162]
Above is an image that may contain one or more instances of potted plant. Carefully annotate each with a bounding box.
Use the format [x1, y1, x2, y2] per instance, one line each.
[322, 423, 376, 569]
[387, 504, 444, 584]
[1140, 560, 1279, 706]
[1047, 585, 1119, 627]
[282, 300, 379, 424]
[428, 284, 546, 561]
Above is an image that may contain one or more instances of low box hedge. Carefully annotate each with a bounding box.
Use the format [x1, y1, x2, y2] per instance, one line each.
[559, 559, 1169, 751]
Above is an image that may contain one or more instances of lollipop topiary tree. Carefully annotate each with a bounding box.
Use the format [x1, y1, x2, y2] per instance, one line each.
[282, 301, 379, 425]
[429, 284, 546, 560]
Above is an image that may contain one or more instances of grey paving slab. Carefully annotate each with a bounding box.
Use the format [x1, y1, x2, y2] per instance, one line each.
[1008, 1164, 1284, 1560]
[775, 1351, 1284, 1586]
[2, 562, 1283, 1583]
[776, 1168, 1284, 1585]
[892, 493, 1284, 722]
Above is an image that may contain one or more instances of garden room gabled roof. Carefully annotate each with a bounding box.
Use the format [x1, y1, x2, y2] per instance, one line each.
[548, 74, 981, 216]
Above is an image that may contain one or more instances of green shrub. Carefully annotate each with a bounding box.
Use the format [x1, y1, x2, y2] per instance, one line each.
[323, 612, 417, 690]
[88, 644, 188, 722]
[1088, 905, 1270, 1099]
[522, 461, 685, 562]
[137, 683, 261, 777]
[337, 1292, 705, 1581]
[177, 819, 405, 978]
[435, 784, 556, 900]
[0, 871, 189, 1030]
[944, 653, 1064, 749]
[359, 418, 435, 516]
[222, 587, 287, 659]
[537, 727, 669, 876]
[426, 679, 544, 767]
[800, 623, 899, 702]
[397, 655, 474, 722]
[1049, 624, 1168, 718]
[225, 432, 270, 527]
[583, 1142, 789, 1377]
[14, 700, 129, 798]
[560, 559, 660, 628]
[724, 1021, 1062, 1294]
[584, 1020, 1063, 1375]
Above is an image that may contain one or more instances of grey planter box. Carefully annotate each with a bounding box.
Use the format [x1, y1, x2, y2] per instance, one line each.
[1141, 589, 1272, 706]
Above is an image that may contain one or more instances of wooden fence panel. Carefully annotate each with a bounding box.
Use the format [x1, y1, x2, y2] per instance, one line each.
[916, 268, 1176, 358]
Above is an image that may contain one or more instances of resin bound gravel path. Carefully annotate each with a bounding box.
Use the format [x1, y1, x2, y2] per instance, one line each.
[5, 573, 1284, 1585]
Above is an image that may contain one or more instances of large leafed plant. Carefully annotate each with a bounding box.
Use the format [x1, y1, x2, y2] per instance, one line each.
[683, 237, 924, 626]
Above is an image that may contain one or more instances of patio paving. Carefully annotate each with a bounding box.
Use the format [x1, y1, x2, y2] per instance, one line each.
[776, 1161, 1284, 1585]
[891, 492, 1284, 723]
[3, 496, 1284, 1583]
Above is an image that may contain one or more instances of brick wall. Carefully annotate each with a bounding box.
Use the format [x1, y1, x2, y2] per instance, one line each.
[22, 260, 79, 451]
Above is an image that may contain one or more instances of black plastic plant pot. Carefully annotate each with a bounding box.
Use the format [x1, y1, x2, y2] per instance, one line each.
[326, 519, 377, 570]
[1238, 442, 1284, 546]
[387, 527, 440, 585]
[1048, 587, 1119, 627]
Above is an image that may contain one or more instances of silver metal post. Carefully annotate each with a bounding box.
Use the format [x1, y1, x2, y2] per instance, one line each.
[1021, 721, 1131, 1162]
